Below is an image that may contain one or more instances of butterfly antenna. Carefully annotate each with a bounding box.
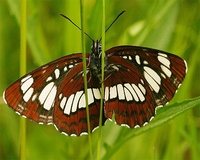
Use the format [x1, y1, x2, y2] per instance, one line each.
[99, 10, 125, 42]
[60, 14, 93, 41]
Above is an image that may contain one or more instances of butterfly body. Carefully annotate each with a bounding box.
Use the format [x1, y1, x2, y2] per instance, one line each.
[88, 40, 103, 81]
[3, 40, 187, 136]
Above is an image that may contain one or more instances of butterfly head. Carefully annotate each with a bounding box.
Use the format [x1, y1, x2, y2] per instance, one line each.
[91, 40, 102, 58]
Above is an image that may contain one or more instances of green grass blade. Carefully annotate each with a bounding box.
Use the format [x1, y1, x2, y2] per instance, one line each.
[80, 1, 93, 159]
[19, 0, 27, 160]
[97, 1, 105, 159]
[102, 97, 200, 159]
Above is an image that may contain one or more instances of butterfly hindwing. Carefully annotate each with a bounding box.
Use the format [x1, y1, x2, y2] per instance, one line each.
[103, 55, 156, 127]
[104, 46, 187, 127]
[53, 63, 105, 136]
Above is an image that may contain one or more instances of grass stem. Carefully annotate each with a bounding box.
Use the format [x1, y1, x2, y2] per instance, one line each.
[19, 0, 27, 160]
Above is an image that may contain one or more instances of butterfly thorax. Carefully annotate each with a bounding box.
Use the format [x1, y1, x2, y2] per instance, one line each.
[89, 40, 120, 82]
[89, 40, 104, 81]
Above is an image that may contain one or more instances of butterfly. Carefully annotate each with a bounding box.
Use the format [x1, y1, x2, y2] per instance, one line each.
[3, 12, 187, 136]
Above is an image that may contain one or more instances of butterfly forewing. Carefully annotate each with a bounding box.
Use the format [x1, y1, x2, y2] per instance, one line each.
[104, 46, 187, 127]
[4, 53, 103, 135]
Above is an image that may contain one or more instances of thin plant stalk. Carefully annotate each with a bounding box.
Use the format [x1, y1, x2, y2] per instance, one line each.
[97, 0, 105, 159]
[79, 0, 93, 159]
[19, 0, 27, 160]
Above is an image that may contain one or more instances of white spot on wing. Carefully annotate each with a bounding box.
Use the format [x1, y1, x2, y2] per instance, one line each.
[21, 75, 31, 83]
[54, 68, 60, 79]
[87, 88, 94, 105]
[78, 92, 85, 109]
[184, 60, 188, 73]
[22, 115, 27, 119]
[110, 85, 117, 99]
[80, 132, 88, 136]
[111, 65, 119, 71]
[23, 87, 34, 102]
[59, 93, 63, 100]
[161, 73, 166, 79]
[42, 65, 48, 69]
[135, 55, 141, 65]
[46, 76, 53, 82]
[143, 122, 148, 126]
[132, 84, 145, 102]
[43, 85, 57, 110]
[121, 124, 130, 128]
[21, 76, 34, 93]
[122, 55, 127, 59]
[134, 125, 140, 128]
[68, 64, 74, 69]
[42, 70, 46, 74]
[140, 79, 144, 84]
[143, 60, 148, 65]
[54, 124, 60, 132]
[92, 126, 99, 133]
[125, 83, 139, 102]
[60, 97, 67, 109]
[105, 87, 109, 101]
[124, 86, 133, 101]
[3, 91, 7, 104]
[61, 132, 68, 136]
[39, 82, 55, 105]
[160, 64, 172, 77]
[93, 88, 101, 99]
[64, 66, 68, 72]
[64, 94, 74, 114]
[144, 68, 160, 93]
[158, 55, 170, 68]
[149, 116, 155, 122]
[158, 52, 167, 57]
[138, 83, 146, 95]
[32, 93, 37, 101]
[117, 84, 125, 100]
[144, 66, 161, 85]
[72, 91, 83, 112]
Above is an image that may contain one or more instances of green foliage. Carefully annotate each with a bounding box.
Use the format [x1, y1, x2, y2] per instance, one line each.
[0, 0, 199, 159]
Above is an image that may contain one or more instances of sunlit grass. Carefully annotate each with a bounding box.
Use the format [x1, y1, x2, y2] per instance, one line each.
[0, 0, 199, 159]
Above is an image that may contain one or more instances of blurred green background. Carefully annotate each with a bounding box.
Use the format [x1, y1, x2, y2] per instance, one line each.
[0, 0, 199, 159]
